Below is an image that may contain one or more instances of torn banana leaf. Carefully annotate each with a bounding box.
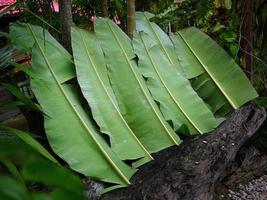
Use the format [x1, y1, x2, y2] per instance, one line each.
[95, 19, 181, 154]
[133, 31, 218, 134]
[71, 27, 152, 161]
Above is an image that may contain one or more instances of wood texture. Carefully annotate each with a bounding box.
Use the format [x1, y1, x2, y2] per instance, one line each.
[101, 103, 266, 200]
[59, 0, 73, 53]
[126, 0, 136, 39]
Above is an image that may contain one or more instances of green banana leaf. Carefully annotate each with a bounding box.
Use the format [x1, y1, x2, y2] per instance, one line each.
[94, 19, 181, 154]
[170, 27, 258, 113]
[0, 124, 58, 164]
[135, 12, 184, 75]
[133, 32, 218, 134]
[0, 132, 87, 200]
[0, 176, 30, 200]
[0, 133, 34, 159]
[71, 27, 152, 161]
[18, 23, 135, 186]
[0, 158, 25, 184]
[10, 23, 64, 53]
[190, 73, 232, 115]
[21, 158, 84, 194]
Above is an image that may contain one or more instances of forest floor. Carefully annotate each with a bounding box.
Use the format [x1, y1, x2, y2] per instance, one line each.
[219, 175, 267, 200]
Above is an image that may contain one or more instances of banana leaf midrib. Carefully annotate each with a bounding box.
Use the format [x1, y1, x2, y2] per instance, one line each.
[105, 20, 178, 145]
[176, 32, 237, 109]
[77, 29, 153, 160]
[139, 35, 202, 133]
[143, 13, 173, 64]
[27, 24, 131, 185]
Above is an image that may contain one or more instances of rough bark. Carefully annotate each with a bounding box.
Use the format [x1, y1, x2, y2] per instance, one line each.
[59, 0, 73, 53]
[126, 0, 136, 39]
[101, 103, 266, 200]
[214, 145, 267, 198]
[101, 0, 108, 17]
[240, 0, 254, 80]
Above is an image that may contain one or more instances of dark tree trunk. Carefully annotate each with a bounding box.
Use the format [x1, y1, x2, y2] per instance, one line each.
[136, 0, 148, 11]
[100, 103, 266, 200]
[240, 0, 254, 80]
[101, 0, 108, 17]
[59, 0, 73, 53]
[126, 0, 136, 39]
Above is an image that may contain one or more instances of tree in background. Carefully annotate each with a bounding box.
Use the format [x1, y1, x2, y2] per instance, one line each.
[101, 0, 108, 17]
[240, 0, 253, 80]
[59, 0, 73, 53]
[126, 0, 135, 38]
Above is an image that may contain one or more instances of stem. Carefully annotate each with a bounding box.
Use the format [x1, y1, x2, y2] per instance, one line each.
[126, 0, 136, 39]
[59, 0, 73, 53]
[240, 0, 254, 80]
[102, 0, 108, 17]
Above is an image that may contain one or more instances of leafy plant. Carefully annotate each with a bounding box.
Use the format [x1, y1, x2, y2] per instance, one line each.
[0, 124, 56, 161]
[136, 12, 257, 118]
[94, 18, 181, 154]
[0, 131, 87, 200]
[10, 23, 135, 188]
[170, 27, 258, 115]
[134, 13, 218, 134]
[7, 12, 257, 191]
[71, 27, 152, 161]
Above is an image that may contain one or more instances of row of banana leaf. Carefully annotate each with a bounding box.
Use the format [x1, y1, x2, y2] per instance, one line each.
[7, 12, 258, 191]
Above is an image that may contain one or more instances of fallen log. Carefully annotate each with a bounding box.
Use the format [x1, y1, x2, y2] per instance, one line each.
[214, 145, 267, 199]
[100, 103, 266, 200]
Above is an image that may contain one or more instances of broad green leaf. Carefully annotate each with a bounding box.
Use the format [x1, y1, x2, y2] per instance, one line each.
[170, 28, 258, 114]
[21, 158, 84, 194]
[0, 124, 58, 164]
[0, 176, 30, 200]
[189, 73, 232, 115]
[32, 193, 53, 200]
[51, 189, 87, 200]
[71, 27, 152, 161]
[23, 24, 135, 186]
[2, 83, 42, 112]
[133, 32, 218, 134]
[0, 158, 25, 184]
[95, 19, 181, 154]
[135, 12, 184, 75]
[0, 133, 34, 158]
[10, 23, 64, 53]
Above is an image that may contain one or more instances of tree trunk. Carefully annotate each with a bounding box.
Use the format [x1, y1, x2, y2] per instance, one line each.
[240, 0, 254, 80]
[59, 0, 73, 53]
[100, 103, 266, 200]
[136, 0, 148, 11]
[126, 0, 136, 39]
[101, 0, 108, 17]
